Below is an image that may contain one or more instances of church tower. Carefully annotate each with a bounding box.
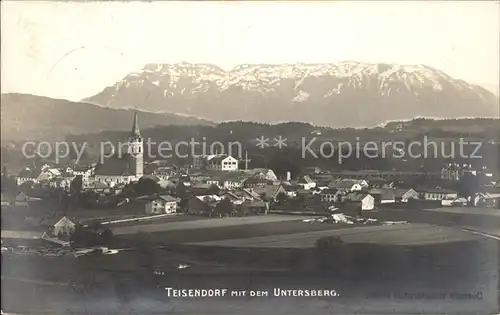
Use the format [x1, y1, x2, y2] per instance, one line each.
[128, 111, 144, 178]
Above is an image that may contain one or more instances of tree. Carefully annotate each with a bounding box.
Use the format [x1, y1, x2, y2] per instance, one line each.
[60, 191, 70, 214]
[135, 178, 161, 196]
[70, 175, 83, 194]
[69, 176, 83, 206]
[207, 184, 220, 195]
[121, 183, 136, 197]
[19, 180, 34, 191]
[215, 198, 233, 217]
[457, 172, 479, 206]
[175, 183, 191, 213]
[70, 223, 96, 248]
[70, 222, 114, 248]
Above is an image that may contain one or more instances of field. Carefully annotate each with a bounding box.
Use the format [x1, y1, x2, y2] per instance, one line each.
[2, 206, 500, 314]
[2, 235, 499, 315]
[424, 206, 500, 217]
[110, 216, 369, 247]
[111, 215, 316, 235]
[188, 223, 485, 248]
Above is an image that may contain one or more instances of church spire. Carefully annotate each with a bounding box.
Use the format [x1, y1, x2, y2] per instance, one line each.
[131, 111, 141, 137]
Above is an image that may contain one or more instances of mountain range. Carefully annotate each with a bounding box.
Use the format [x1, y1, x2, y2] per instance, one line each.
[84, 61, 499, 127]
[0, 93, 213, 142]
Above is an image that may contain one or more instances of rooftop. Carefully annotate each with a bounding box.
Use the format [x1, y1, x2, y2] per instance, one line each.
[95, 154, 137, 176]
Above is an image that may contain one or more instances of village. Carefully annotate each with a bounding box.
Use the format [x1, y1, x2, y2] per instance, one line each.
[3, 1, 500, 313]
[1, 113, 500, 257]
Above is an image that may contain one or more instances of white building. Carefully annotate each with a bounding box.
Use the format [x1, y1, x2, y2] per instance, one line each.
[16, 168, 39, 186]
[247, 168, 278, 181]
[332, 179, 369, 192]
[417, 188, 458, 201]
[320, 188, 342, 203]
[205, 154, 239, 171]
[297, 175, 316, 190]
[53, 216, 76, 237]
[72, 165, 94, 186]
[360, 194, 375, 211]
[33, 167, 61, 183]
[345, 193, 375, 211]
[206, 178, 244, 190]
[145, 195, 178, 214]
[394, 188, 419, 203]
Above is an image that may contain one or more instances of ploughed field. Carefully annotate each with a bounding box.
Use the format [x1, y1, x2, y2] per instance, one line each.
[2, 235, 498, 315]
[2, 209, 499, 314]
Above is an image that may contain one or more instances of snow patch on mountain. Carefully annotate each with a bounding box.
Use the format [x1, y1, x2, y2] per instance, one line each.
[293, 90, 310, 103]
[84, 61, 498, 127]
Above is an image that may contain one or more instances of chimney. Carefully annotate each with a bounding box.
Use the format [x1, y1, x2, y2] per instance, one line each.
[286, 171, 291, 181]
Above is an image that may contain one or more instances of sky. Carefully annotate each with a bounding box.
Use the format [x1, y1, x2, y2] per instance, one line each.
[1, 1, 499, 101]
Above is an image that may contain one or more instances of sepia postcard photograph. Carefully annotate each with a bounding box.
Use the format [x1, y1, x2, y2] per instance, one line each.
[1, 1, 499, 314]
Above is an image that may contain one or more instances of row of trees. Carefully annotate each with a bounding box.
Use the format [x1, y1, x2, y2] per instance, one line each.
[70, 222, 113, 248]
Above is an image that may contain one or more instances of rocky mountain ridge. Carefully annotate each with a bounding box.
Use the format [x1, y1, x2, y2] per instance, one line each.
[84, 61, 498, 127]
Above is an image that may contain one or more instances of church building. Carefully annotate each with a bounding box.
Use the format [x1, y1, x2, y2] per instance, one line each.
[93, 112, 144, 187]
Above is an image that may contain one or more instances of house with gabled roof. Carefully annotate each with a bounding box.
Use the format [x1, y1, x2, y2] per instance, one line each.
[36, 167, 61, 183]
[206, 173, 245, 190]
[188, 195, 223, 215]
[84, 181, 112, 194]
[319, 188, 342, 203]
[53, 216, 76, 237]
[72, 164, 94, 185]
[297, 175, 316, 190]
[366, 176, 394, 188]
[93, 154, 140, 188]
[205, 154, 239, 171]
[145, 195, 178, 214]
[330, 179, 368, 192]
[245, 168, 278, 181]
[243, 174, 273, 188]
[221, 189, 263, 203]
[474, 192, 500, 208]
[393, 188, 419, 203]
[343, 192, 375, 211]
[369, 188, 396, 204]
[242, 188, 264, 200]
[253, 184, 287, 202]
